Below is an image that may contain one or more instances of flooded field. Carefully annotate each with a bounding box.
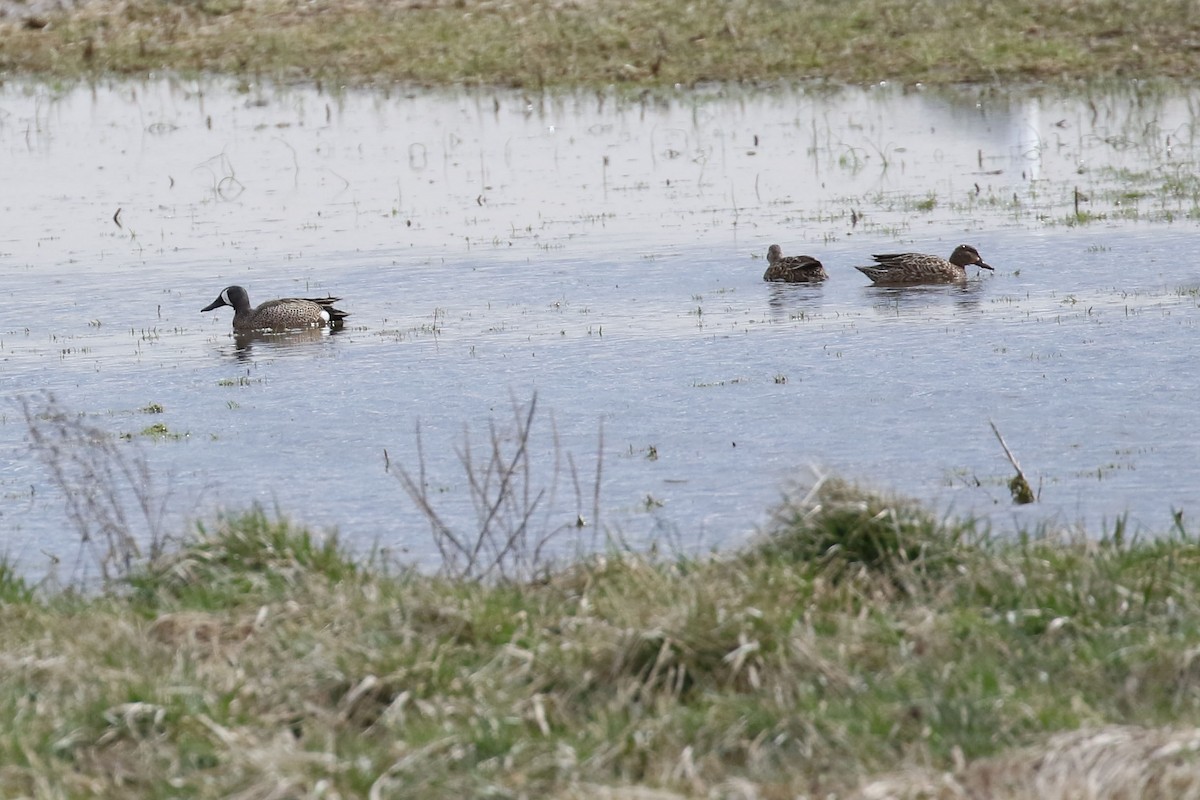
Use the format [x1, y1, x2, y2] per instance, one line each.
[3, 78, 1200, 577]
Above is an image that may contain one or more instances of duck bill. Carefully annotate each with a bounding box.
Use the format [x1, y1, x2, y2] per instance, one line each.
[201, 297, 226, 312]
[977, 261, 994, 271]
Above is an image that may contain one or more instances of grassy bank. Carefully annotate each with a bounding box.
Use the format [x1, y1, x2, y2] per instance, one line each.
[3, 0, 1200, 87]
[5, 479, 1200, 798]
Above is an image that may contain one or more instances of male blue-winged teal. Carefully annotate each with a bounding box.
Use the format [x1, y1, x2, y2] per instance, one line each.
[201, 285, 349, 332]
[855, 244, 993, 284]
[763, 244, 828, 283]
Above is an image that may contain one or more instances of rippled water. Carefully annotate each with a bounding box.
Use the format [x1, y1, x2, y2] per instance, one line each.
[3, 78, 1200, 577]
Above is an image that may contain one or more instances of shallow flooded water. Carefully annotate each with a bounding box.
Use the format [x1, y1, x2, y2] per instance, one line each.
[3, 78, 1200, 577]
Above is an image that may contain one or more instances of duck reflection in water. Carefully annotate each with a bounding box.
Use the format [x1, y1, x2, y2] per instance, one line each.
[230, 326, 345, 362]
[866, 280, 985, 316]
[766, 281, 827, 322]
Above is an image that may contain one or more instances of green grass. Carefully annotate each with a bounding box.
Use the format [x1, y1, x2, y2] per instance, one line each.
[4, 0, 1200, 87]
[7, 483, 1200, 797]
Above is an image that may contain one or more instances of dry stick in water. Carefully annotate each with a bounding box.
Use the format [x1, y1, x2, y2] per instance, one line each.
[989, 419, 1035, 505]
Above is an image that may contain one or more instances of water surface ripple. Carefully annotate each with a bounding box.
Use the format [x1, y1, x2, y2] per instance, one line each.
[3, 79, 1200, 575]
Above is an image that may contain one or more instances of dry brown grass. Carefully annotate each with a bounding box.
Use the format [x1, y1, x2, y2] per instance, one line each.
[3, 0, 1200, 86]
[855, 725, 1200, 799]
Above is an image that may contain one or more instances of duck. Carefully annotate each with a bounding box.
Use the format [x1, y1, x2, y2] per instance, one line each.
[763, 244, 828, 283]
[855, 244, 993, 284]
[201, 285, 349, 332]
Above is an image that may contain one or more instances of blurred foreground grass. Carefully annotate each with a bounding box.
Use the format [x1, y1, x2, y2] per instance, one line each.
[5, 479, 1200, 797]
[3, 0, 1200, 87]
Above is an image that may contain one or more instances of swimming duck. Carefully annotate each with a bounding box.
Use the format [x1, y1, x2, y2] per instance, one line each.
[201, 285, 349, 332]
[763, 244, 828, 283]
[855, 244, 993, 284]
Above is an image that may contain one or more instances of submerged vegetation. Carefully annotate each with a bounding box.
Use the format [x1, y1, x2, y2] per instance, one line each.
[7, 481, 1200, 797]
[2, 0, 1200, 87]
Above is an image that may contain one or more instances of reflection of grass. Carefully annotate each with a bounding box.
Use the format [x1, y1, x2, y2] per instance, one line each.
[7, 479, 1200, 796]
[3, 0, 1200, 86]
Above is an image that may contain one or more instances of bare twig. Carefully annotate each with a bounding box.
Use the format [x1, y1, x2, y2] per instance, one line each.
[20, 393, 180, 582]
[392, 393, 603, 582]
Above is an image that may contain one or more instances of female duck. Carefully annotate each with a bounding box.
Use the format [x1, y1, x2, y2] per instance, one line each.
[763, 244, 828, 283]
[855, 244, 993, 284]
